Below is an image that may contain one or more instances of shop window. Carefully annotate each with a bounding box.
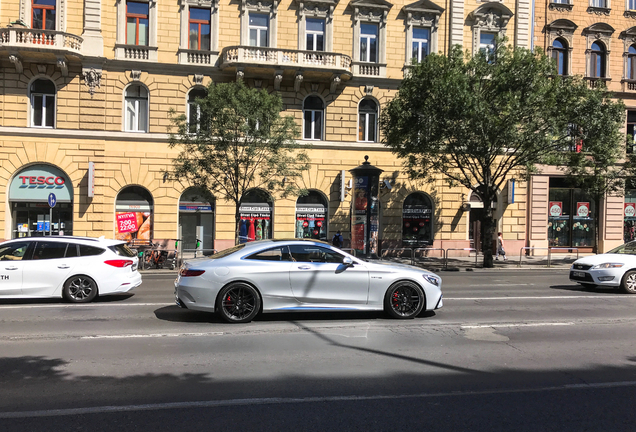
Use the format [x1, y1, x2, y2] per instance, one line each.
[548, 178, 595, 248]
[358, 98, 378, 142]
[239, 189, 272, 243]
[303, 96, 324, 140]
[189, 7, 211, 50]
[402, 193, 433, 247]
[30, 79, 55, 128]
[295, 191, 328, 241]
[553, 38, 568, 76]
[126, 1, 149, 45]
[115, 186, 153, 243]
[627, 111, 636, 154]
[624, 188, 636, 242]
[32, 0, 56, 29]
[187, 88, 208, 133]
[179, 187, 215, 253]
[590, 41, 606, 78]
[124, 84, 148, 132]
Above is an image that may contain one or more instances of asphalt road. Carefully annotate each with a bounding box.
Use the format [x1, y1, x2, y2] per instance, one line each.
[2, 269, 636, 431]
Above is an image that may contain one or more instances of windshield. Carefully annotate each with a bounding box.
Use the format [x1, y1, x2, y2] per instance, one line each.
[607, 241, 636, 255]
[208, 244, 245, 259]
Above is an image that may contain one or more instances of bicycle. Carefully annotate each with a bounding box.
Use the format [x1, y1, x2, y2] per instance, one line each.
[143, 242, 168, 269]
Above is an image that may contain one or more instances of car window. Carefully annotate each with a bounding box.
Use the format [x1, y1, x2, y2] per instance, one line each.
[33, 242, 68, 260]
[0, 242, 30, 261]
[246, 246, 291, 261]
[608, 241, 636, 255]
[209, 244, 245, 259]
[288, 245, 344, 263]
[79, 245, 105, 257]
[108, 244, 136, 257]
[66, 244, 79, 258]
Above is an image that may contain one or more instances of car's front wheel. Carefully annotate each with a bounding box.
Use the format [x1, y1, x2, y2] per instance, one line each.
[384, 281, 425, 319]
[216, 283, 261, 323]
[63, 275, 98, 303]
[621, 271, 636, 294]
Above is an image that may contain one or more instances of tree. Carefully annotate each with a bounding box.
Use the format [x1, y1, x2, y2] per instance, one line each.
[547, 85, 626, 251]
[379, 42, 626, 267]
[168, 81, 310, 243]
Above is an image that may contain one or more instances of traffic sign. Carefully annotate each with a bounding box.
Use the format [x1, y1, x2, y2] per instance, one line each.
[48, 193, 57, 208]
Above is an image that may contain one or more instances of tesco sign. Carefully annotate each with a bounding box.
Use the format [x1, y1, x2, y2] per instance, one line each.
[19, 175, 65, 188]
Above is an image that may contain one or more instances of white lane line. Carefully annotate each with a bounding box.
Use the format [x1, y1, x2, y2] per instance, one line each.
[461, 322, 574, 329]
[0, 302, 172, 309]
[80, 332, 223, 339]
[445, 295, 634, 300]
[2, 380, 636, 419]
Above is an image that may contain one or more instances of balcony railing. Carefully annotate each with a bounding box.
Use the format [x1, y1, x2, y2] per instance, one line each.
[622, 79, 636, 92]
[114, 44, 158, 62]
[220, 46, 352, 72]
[0, 27, 82, 54]
[585, 77, 611, 89]
[178, 49, 217, 65]
[353, 62, 387, 77]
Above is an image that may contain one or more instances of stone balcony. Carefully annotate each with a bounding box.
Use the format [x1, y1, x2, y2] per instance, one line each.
[0, 27, 83, 74]
[622, 79, 636, 92]
[220, 46, 352, 92]
[114, 44, 158, 62]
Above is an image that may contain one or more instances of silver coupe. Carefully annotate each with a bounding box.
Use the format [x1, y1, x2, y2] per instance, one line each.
[174, 239, 443, 323]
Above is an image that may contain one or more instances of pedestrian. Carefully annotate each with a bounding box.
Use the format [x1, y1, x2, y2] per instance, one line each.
[332, 230, 344, 248]
[496, 232, 506, 261]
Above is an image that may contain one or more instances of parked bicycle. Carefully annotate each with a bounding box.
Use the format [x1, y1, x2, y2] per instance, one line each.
[143, 241, 169, 269]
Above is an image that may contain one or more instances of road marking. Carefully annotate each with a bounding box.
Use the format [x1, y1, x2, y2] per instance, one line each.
[80, 332, 223, 339]
[2, 380, 636, 419]
[0, 302, 172, 309]
[461, 322, 574, 329]
[445, 295, 636, 300]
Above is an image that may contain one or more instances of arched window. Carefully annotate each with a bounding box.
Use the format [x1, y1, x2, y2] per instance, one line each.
[402, 193, 433, 246]
[30, 79, 56, 128]
[187, 88, 207, 133]
[303, 96, 324, 140]
[239, 189, 273, 242]
[629, 45, 636, 80]
[552, 38, 568, 76]
[179, 187, 215, 253]
[591, 41, 606, 78]
[115, 186, 154, 242]
[358, 99, 378, 142]
[125, 84, 148, 132]
[295, 190, 328, 240]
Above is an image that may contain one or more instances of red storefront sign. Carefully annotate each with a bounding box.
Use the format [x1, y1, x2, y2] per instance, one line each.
[576, 202, 589, 217]
[116, 212, 139, 233]
[549, 201, 562, 217]
[625, 203, 636, 217]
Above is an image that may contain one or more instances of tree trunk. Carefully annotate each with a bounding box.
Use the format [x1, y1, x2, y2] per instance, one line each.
[235, 202, 241, 246]
[482, 205, 496, 268]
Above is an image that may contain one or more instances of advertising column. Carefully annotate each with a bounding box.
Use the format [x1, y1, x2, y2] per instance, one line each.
[349, 156, 383, 258]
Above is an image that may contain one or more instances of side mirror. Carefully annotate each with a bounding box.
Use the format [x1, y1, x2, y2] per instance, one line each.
[342, 256, 353, 266]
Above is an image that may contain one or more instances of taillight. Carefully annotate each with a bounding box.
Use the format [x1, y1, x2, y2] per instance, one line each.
[104, 259, 133, 268]
[180, 269, 205, 277]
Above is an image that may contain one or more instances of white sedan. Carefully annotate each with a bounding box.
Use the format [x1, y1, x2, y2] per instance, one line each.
[570, 241, 636, 293]
[0, 236, 142, 302]
[175, 239, 443, 323]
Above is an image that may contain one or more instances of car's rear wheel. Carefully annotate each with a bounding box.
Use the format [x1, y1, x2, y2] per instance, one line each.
[621, 271, 636, 294]
[384, 281, 425, 319]
[217, 283, 261, 323]
[63, 276, 98, 303]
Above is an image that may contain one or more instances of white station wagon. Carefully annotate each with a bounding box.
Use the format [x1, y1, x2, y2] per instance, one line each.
[0, 236, 142, 302]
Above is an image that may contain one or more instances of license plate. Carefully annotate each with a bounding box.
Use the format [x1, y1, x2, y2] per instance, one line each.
[573, 271, 585, 277]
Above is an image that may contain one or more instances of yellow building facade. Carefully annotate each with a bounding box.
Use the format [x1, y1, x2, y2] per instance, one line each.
[0, 0, 530, 254]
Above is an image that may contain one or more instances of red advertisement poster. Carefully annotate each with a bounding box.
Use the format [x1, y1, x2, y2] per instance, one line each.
[576, 202, 589, 217]
[625, 203, 636, 217]
[353, 222, 365, 251]
[116, 212, 138, 233]
[548, 201, 562, 217]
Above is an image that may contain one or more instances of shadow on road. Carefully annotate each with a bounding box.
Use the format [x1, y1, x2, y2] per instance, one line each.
[0, 293, 135, 305]
[154, 306, 436, 324]
[549, 284, 622, 294]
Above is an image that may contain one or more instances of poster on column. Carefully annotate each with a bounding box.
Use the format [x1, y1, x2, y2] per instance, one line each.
[352, 216, 366, 253]
[115, 211, 152, 242]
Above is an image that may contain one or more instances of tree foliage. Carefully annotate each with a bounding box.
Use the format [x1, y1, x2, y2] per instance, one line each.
[380, 42, 626, 266]
[168, 81, 310, 242]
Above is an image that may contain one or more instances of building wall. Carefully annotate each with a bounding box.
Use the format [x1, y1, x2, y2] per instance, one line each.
[0, 0, 531, 255]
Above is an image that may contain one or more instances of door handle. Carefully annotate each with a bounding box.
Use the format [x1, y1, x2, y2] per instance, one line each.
[298, 265, 311, 270]
[57, 265, 70, 269]
[5, 266, 18, 270]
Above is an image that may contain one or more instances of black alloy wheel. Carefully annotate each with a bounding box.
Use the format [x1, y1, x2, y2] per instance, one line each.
[217, 283, 261, 323]
[384, 281, 425, 319]
[63, 276, 98, 303]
